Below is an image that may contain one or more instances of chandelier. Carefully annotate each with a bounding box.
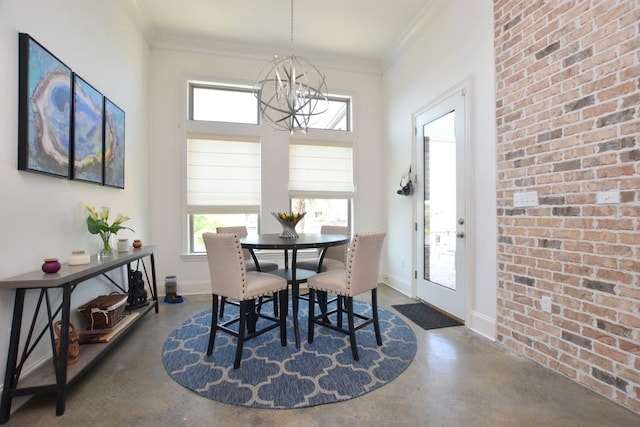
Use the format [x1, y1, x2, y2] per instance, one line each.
[255, 0, 328, 133]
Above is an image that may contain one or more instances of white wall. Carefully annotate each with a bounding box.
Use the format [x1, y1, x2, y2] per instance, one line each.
[382, 0, 497, 338]
[147, 48, 386, 295]
[0, 0, 149, 394]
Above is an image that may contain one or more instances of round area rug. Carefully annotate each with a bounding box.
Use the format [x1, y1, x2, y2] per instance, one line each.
[162, 299, 417, 409]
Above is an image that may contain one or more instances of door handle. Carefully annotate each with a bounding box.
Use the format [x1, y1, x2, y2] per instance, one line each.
[456, 232, 465, 238]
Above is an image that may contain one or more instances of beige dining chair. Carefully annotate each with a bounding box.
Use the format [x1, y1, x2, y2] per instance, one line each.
[216, 226, 278, 272]
[306, 232, 386, 361]
[296, 225, 349, 272]
[203, 232, 288, 369]
[216, 226, 279, 318]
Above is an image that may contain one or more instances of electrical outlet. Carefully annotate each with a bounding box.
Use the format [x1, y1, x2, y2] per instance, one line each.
[514, 191, 538, 207]
[596, 190, 620, 204]
[541, 296, 552, 313]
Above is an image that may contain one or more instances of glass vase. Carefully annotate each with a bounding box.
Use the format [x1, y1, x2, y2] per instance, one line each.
[99, 232, 116, 257]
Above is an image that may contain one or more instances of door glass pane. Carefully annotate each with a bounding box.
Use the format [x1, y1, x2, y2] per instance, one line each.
[423, 111, 456, 289]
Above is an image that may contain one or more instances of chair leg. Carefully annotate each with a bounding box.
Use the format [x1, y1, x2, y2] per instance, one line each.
[345, 296, 359, 361]
[307, 288, 315, 344]
[371, 288, 382, 346]
[219, 296, 226, 318]
[234, 300, 248, 369]
[279, 289, 287, 346]
[207, 294, 219, 355]
[337, 295, 344, 328]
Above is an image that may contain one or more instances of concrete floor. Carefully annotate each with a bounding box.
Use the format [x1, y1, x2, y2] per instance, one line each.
[4, 285, 639, 426]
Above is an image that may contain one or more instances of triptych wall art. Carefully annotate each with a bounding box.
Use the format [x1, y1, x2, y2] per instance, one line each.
[17, 33, 126, 188]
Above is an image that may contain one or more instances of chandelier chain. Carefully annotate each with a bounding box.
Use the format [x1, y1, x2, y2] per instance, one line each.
[290, 0, 294, 54]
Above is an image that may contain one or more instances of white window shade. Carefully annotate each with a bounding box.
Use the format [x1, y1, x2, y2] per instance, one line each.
[289, 141, 353, 194]
[187, 138, 260, 214]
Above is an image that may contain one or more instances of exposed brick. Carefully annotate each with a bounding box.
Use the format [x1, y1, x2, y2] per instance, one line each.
[583, 279, 616, 295]
[504, 14, 522, 32]
[596, 319, 633, 339]
[592, 367, 629, 392]
[553, 159, 582, 172]
[514, 275, 535, 287]
[535, 41, 561, 60]
[565, 95, 595, 112]
[536, 128, 563, 143]
[563, 47, 593, 67]
[495, 0, 640, 413]
[552, 206, 580, 216]
[562, 330, 592, 349]
[596, 108, 636, 127]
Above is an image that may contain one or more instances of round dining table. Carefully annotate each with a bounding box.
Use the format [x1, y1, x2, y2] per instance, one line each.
[239, 233, 349, 348]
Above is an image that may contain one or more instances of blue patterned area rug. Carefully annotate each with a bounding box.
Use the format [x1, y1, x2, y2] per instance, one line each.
[162, 300, 417, 408]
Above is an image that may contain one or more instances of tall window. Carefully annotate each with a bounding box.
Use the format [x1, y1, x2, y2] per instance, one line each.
[289, 140, 353, 233]
[187, 138, 260, 252]
[185, 79, 353, 253]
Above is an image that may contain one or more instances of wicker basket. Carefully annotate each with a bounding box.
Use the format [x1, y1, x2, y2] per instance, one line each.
[78, 293, 128, 331]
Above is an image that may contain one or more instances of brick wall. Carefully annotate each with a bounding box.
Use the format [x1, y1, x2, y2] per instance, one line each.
[494, 0, 640, 413]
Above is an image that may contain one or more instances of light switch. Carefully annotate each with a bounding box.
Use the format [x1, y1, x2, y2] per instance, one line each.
[513, 191, 538, 207]
[596, 190, 620, 204]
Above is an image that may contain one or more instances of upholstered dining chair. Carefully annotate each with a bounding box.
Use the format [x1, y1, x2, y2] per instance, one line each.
[202, 232, 288, 369]
[216, 226, 279, 318]
[216, 226, 278, 272]
[296, 225, 350, 272]
[306, 232, 386, 361]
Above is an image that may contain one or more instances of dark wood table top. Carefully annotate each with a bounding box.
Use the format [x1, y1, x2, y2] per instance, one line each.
[239, 233, 349, 250]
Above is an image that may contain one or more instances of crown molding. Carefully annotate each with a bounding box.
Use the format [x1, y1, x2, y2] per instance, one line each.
[381, 0, 440, 72]
[152, 33, 384, 76]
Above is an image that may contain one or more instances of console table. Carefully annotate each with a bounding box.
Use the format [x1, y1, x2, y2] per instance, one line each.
[0, 246, 158, 424]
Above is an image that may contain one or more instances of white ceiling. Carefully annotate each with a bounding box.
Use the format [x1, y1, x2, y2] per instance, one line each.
[120, 0, 436, 70]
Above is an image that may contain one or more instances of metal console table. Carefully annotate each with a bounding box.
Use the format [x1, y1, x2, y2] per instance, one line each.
[0, 246, 158, 424]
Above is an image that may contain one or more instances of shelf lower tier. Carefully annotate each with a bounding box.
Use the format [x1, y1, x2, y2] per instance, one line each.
[15, 302, 156, 391]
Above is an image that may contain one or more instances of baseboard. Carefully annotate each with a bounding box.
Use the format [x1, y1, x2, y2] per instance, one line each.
[381, 274, 412, 297]
[468, 310, 496, 341]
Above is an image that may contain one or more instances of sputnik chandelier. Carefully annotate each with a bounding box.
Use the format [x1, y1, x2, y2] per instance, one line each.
[255, 0, 328, 133]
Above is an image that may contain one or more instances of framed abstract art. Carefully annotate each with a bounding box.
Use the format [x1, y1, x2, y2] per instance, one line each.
[103, 98, 125, 188]
[17, 33, 73, 178]
[72, 74, 104, 184]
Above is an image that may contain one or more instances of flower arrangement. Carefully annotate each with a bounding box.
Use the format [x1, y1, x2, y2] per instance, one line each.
[86, 205, 134, 256]
[272, 211, 306, 238]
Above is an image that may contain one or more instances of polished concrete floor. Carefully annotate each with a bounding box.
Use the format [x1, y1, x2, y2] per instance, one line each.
[4, 285, 639, 426]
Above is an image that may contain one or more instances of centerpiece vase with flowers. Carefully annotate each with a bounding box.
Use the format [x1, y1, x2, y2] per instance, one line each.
[86, 205, 134, 257]
[272, 211, 306, 238]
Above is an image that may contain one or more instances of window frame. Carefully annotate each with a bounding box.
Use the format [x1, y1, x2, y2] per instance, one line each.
[189, 82, 260, 124]
[182, 76, 356, 257]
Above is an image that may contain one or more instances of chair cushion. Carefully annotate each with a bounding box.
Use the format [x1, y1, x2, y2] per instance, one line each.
[243, 271, 288, 300]
[246, 259, 279, 272]
[297, 257, 344, 272]
[307, 269, 349, 296]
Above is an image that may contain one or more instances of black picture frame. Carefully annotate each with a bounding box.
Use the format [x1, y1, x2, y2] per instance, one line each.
[17, 33, 72, 178]
[71, 74, 104, 184]
[103, 98, 126, 188]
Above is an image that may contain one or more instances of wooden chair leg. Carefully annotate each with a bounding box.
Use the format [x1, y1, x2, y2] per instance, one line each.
[371, 288, 382, 346]
[345, 296, 359, 361]
[234, 300, 248, 369]
[337, 295, 344, 328]
[307, 288, 315, 343]
[207, 294, 219, 355]
[279, 289, 287, 345]
[219, 296, 226, 318]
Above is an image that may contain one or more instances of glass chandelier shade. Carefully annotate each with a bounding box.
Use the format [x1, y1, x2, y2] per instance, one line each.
[255, 0, 328, 133]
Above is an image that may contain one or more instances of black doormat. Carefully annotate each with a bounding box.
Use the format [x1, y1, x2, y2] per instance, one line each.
[392, 303, 463, 330]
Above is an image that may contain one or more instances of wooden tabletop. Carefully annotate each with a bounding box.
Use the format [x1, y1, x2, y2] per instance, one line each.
[0, 246, 155, 289]
[239, 233, 349, 250]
